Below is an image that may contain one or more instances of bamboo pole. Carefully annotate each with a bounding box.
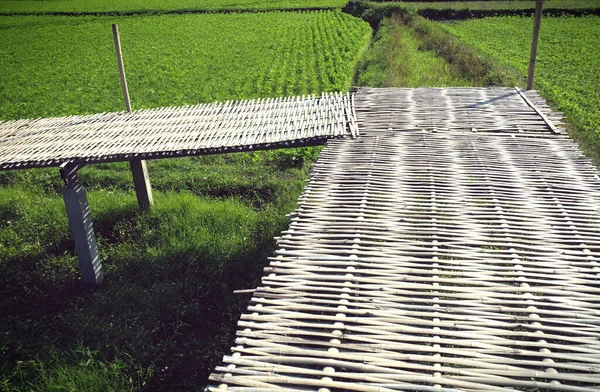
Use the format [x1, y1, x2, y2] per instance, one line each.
[527, 0, 544, 90]
[112, 24, 153, 210]
[112, 24, 132, 113]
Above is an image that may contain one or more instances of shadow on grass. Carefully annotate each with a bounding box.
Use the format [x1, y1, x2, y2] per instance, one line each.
[0, 150, 315, 390]
[0, 192, 290, 391]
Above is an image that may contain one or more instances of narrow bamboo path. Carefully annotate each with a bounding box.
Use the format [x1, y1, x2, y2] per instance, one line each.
[207, 87, 600, 391]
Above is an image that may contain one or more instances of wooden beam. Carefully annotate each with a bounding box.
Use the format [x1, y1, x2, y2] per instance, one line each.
[130, 158, 154, 211]
[527, 0, 544, 90]
[61, 163, 104, 284]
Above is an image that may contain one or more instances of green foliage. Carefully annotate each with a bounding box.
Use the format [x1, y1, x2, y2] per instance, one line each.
[269, 147, 323, 169]
[354, 19, 393, 87]
[1, 346, 143, 392]
[354, 11, 521, 87]
[0, 11, 371, 120]
[444, 15, 600, 160]
[361, 0, 600, 12]
[407, 14, 523, 86]
[345, 0, 600, 22]
[0, 0, 347, 14]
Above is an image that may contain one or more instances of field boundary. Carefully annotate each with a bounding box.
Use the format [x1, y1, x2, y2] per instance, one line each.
[344, 0, 600, 21]
[0, 7, 341, 17]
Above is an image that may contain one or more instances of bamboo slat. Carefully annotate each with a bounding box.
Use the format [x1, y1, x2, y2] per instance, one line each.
[207, 88, 600, 391]
[0, 92, 356, 170]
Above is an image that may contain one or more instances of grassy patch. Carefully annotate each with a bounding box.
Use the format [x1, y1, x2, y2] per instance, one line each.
[0, 153, 319, 391]
[0, 11, 371, 120]
[355, 16, 473, 87]
[444, 15, 600, 161]
[354, 12, 521, 87]
[385, 15, 472, 87]
[406, 14, 523, 85]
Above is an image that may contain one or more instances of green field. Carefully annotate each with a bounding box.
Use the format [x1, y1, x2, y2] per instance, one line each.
[444, 15, 600, 157]
[0, 10, 370, 392]
[362, 0, 600, 11]
[392, 0, 598, 9]
[0, 12, 371, 120]
[2, 1, 600, 390]
[0, 0, 347, 14]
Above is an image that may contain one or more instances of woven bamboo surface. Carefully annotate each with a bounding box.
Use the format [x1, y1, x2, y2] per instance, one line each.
[355, 87, 562, 134]
[0, 92, 356, 170]
[208, 88, 600, 391]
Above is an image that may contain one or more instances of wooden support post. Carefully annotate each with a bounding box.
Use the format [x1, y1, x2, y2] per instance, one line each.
[61, 163, 104, 285]
[112, 24, 154, 209]
[112, 24, 132, 113]
[527, 0, 543, 90]
[130, 159, 154, 211]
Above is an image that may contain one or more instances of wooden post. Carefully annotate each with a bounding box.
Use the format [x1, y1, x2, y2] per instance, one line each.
[61, 163, 104, 284]
[112, 24, 154, 210]
[527, 0, 543, 90]
[130, 159, 154, 210]
[112, 24, 132, 113]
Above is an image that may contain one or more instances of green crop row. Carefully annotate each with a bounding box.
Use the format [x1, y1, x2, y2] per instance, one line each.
[443, 15, 600, 159]
[0, 0, 347, 14]
[0, 11, 371, 120]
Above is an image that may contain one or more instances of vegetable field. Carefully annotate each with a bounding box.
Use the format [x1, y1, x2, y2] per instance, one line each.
[0, 0, 347, 14]
[0, 11, 371, 120]
[2, 0, 599, 390]
[444, 15, 600, 153]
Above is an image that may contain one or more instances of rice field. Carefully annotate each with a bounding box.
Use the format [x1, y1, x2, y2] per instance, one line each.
[444, 15, 600, 156]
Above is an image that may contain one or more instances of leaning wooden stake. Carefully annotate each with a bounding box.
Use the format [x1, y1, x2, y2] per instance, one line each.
[112, 24, 153, 210]
[527, 0, 543, 90]
[112, 24, 132, 113]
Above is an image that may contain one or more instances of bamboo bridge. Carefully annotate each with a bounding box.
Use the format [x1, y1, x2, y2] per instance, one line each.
[206, 87, 600, 391]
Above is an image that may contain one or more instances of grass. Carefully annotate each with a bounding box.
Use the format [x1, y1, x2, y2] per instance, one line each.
[0, 152, 322, 391]
[0, 9, 369, 392]
[0, 11, 371, 120]
[355, 15, 473, 87]
[0, 0, 347, 14]
[354, 13, 521, 87]
[443, 15, 600, 162]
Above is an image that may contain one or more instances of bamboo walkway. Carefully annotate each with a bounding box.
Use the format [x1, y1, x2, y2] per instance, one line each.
[0, 92, 356, 170]
[207, 87, 600, 391]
